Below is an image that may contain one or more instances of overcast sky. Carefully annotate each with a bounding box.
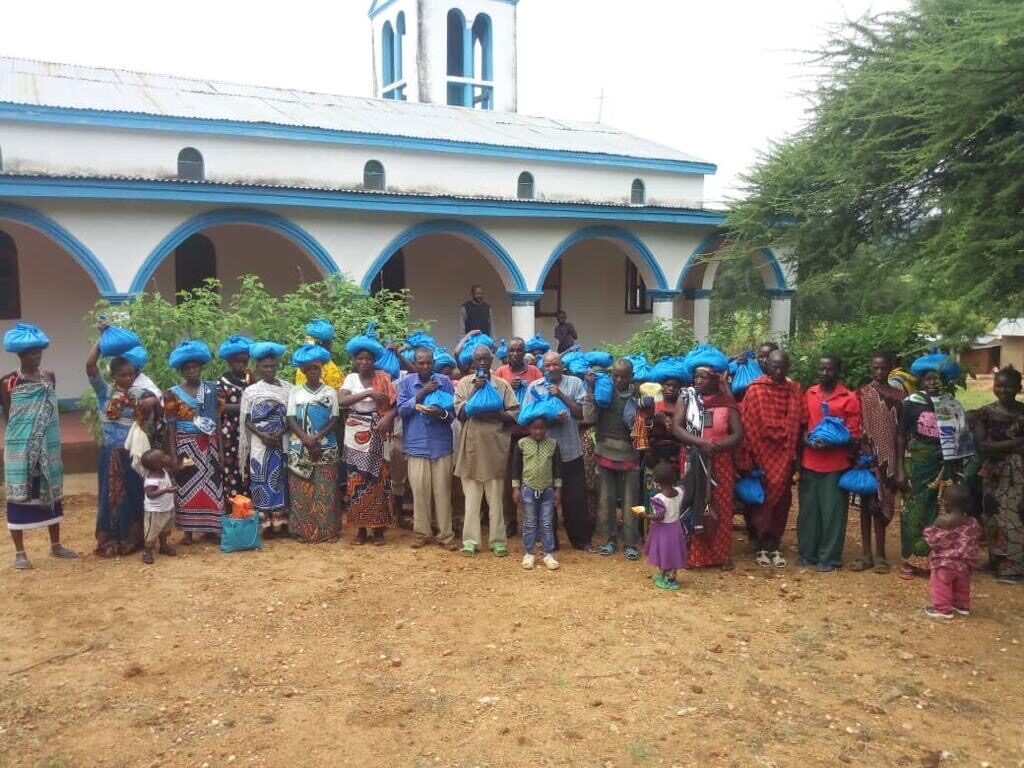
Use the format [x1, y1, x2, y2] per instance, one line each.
[4, 0, 909, 206]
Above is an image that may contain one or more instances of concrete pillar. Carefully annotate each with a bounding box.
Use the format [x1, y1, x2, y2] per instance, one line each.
[766, 289, 795, 341]
[508, 292, 542, 340]
[647, 289, 679, 325]
[685, 288, 712, 342]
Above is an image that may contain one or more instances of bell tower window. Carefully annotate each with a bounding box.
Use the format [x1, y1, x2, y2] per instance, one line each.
[382, 12, 407, 100]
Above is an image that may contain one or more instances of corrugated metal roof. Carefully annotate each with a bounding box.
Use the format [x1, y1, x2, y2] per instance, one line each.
[0, 56, 711, 168]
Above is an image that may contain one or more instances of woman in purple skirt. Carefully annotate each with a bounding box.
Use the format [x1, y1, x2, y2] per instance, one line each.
[643, 461, 688, 590]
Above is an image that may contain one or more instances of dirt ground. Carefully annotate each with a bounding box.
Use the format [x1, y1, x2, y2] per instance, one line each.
[1, 475, 1022, 768]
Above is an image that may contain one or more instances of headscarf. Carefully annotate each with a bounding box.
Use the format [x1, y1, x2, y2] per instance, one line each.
[3, 323, 50, 353]
[249, 341, 287, 361]
[910, 350, 960, 382]
[292, 343, 331, 368]
[305, 319, 335, 343]
[168, 339, 212, 369]
[218, 335, 253, 359]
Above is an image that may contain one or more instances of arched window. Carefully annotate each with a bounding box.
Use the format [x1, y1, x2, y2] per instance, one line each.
[177, 147, 204, 181]
[630, 178, 646, 205]
[0, 230, 22, 320]
[447, 8, 468, 106]
[472, 14, 493, 82]
[364, 160, 386, 191]
[382, 22, 396, 86]
[517, 171, 535, 200]
[174, 233, 216, 301]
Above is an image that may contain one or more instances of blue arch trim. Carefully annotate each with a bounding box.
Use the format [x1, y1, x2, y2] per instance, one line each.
[675, 236, 790, 292]
[131, 208, 339, 295]
[0, 202, 115, 293]
[537, 226, 668, 293]
[758, 248, 788, 292]
[362, 219, 526, 292]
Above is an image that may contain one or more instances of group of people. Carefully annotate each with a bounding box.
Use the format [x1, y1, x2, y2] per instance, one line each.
[3, 315, 1022, 616]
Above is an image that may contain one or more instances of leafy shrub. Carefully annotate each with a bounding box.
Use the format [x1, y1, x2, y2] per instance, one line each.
[603, 319, 697, 362]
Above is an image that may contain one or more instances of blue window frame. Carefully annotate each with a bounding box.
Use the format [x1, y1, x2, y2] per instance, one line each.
[382, 13, 407, 100]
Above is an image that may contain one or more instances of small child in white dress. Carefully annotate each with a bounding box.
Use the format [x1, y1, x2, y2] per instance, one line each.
[142, 449, 178, 565]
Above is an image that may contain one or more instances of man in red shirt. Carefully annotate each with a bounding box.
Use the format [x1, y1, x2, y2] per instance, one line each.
[798, 354, 862, 571]
[495, 338, 544, 538]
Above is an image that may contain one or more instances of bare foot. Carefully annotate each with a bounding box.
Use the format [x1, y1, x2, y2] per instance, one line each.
[179, 533, 194, 547]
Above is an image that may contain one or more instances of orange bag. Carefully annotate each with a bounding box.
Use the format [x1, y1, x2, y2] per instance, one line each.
[229, 495, 254, 519]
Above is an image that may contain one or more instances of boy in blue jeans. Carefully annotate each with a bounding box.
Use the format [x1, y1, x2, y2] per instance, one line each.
[512, 416, 562, 571]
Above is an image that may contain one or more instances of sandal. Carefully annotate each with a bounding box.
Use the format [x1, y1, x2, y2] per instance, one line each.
[873, 558, 890, 574]
[50, 543, 79, 559]
[460, 543, 477, 557]
[755, 550, 771, 567]
[13, 551, 32, 570]
[770, 551, 787, 568]
[653, 574, 672, 590]
[624, 546, 639, 561]
[589, 542, 616, 556]
[142, 549, 155, 565]
[848, 556, 874, 572]
[898, 563, 916, 581]
[491, 542, 508, 558]
[352, 529, 368, 546]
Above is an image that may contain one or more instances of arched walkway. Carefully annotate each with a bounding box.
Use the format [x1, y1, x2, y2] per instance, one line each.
[536, 225, 668, 293]
[131, 209, 338, 294]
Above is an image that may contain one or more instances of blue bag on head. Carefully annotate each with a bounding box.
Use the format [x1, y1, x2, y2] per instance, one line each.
[218, 334, 253, 360]
[839, 455, 879, 495]
[585, 350, 614, 369]
[121, 345, 149, 371]
[375, 346, 401, 379]
[345, 322, 386, 360]
[524, 334, 550, 355]
[624, 354, 650, 383]
[684, 343, 730, 379]
[567, 357, 591, 377]
[806, 402, 852, 446]
[423, 387, 454, 416]
[4, 323, 50, 354]
[494, 338, 508, 363]
[730, 352, 761, 396]
[517, 385, 569, 425]
[910, 348, 961, 382]
[220, 514, 262, 553]
[406, 330, 436, 350]
[592, 371, 613, 408]
[249, 341, 286, 361]
[433, 347, 457, 372]
[649, 356, 690, 384]
[463, 379, 504, 417]
[458, 333, 495, 367]
[99, 325, 141, 358]
[734, 469, 766, 505]
[291, 343, 331, 368]
[168, 339, 212, 369]
[306, 319, 335, 343]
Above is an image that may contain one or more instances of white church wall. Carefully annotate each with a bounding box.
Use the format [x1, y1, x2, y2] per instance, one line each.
[369, 0, 422, 103]
[0, 122, 706, 209]
[0, 221, 100, 399]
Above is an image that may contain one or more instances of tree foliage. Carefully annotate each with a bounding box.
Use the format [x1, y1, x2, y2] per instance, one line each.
[727, 0, 1024, 336]
[603, 319, 697, 361]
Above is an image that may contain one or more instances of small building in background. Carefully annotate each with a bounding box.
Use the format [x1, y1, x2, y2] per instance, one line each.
[962, 318, 1024, 374]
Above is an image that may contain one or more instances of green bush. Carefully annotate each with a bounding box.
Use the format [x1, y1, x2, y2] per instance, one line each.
[80, 274, 423, 440]
[603, 319, 697, 362]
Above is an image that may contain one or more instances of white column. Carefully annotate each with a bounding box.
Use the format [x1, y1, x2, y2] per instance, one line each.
[647, 289, 679, 325]
[686, 288, 711, 342]
[768, 290, 794, 341]
[508, 292, 541, 340]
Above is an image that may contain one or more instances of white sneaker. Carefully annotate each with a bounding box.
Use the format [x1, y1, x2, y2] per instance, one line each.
[543, 554, 560, 571]
[521, 554, 536, 570]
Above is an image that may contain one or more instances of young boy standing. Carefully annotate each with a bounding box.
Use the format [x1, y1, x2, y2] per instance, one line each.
[512, 416, 563, 571]
[141, 448, 178, 564]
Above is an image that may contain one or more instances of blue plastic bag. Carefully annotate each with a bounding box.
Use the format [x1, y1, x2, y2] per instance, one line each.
[624, 354, 650, 383]
[4, 323, 50, 354]
[495, 338, 508, 363]
[423, 388, 454, 415]
[806, 403, 852, 447]
[649, 356, 690, 384]
[433, 347, 457, 372]
[220, 514, 262, 553]
[517, 386, 569, 425]
[99, 325, 142, 358]
[168, 339, 212, 369]
[345, 322, 386, 360]
[406, 330, 436, 350]
[121, 345, 149, 370]
[585, 350, 614, 369]
[734, 469, 766, 505]
[839, 455, 879, 495]
[593, 372, 613, 408]
[524, 334, 550, 355]
[730, 352, 761, 396]
[464, 380, 504, 417]
[375, 346, 401, 379]
[458, 333, 495, 367]
[684, 344, 730, 378]
[910, 349, 961, 382]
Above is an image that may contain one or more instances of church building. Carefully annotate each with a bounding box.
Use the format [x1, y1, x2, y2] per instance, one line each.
[0, 0, 795, 399]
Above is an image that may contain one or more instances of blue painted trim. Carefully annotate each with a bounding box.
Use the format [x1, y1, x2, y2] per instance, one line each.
[537, 226, 668, 292]
[676, 232, 725, 290]
[0, 176, 727, 225]
[363, 220, 526, 292]
[370, 0, 518, 15]
[103, 293, 135, 304]
[646, 289, 680, 301]
[765, 288, 796, 299]
[0, 201, 115, 293]
[131, 208, 339, 295]
[758, 248, 788, 292]
[507, 291, 544, 304]
[0, 104, 717, 175]
[683, 288, 712, 300]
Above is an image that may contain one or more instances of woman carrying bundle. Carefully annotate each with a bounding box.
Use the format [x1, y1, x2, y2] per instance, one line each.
[239, 342, 291, 535]
[339, 345, 397, 545]
[217, 335, 254, 504]
[162, 340, 224, 545]
[287, 344, 341, 542]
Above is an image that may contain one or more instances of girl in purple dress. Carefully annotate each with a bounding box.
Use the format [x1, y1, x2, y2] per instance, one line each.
[643, 461, 688, 590]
